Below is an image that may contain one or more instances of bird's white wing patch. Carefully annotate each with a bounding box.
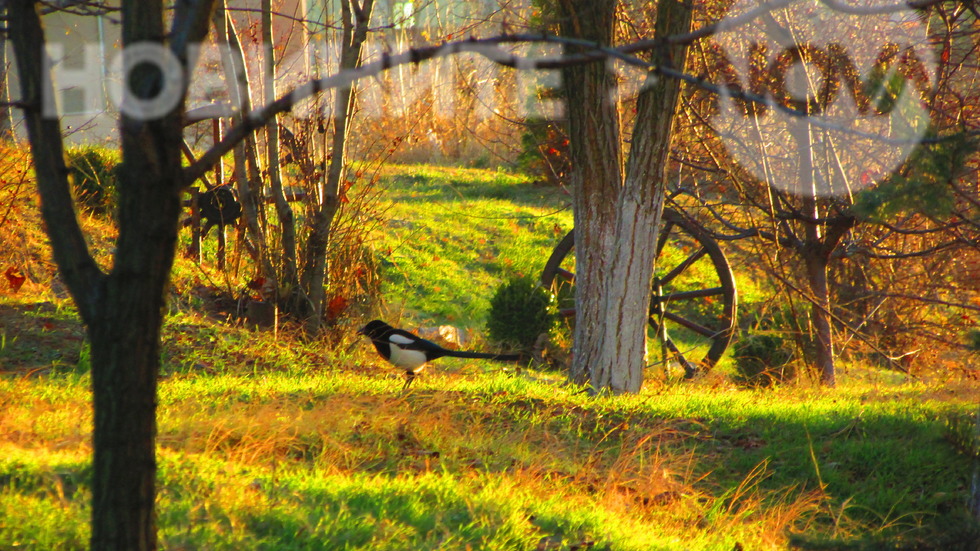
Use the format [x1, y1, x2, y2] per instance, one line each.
[388, 333, 415, 346]
[388, 343, 428, 372]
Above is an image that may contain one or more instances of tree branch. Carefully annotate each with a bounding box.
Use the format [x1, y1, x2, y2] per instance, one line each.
[8, 0, 104, 323]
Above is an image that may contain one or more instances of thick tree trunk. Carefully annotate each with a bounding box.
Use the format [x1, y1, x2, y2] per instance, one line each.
[10, 1, 216, 549]
[559, 0, 624, 388]
[560, 0, 693, 393]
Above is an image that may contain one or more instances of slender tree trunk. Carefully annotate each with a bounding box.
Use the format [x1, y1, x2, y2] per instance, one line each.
[560, 0, 693, 393]
[214, 3, 276, 281]
[262, 0, 299, 290]
[805, 251, 835, 385]
[794, 120, 839, 386]
[0, 6, 13, 141]
[302, 0, 374, 333]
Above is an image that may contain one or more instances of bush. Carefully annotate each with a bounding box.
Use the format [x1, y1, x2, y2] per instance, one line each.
[968, 329, 980, 353]
[486, 275, 557, 351]
[66, 145, 120, 216]
[517, 116, 569, 186]
[732, 303, 808, 386]
[732, 332, 797, 387]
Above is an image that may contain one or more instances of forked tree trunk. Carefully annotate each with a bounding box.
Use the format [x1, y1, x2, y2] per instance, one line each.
[794, 121, 845, 387]
[10, 1, 216, 549]
[559, 0, 693, 393]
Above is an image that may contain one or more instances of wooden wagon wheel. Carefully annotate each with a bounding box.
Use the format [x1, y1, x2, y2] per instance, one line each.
[540, 208, 738, 378]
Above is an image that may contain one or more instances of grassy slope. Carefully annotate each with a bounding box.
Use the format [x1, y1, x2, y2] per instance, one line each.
[1, 164, 979, 550]
[371, 164, 573, 328]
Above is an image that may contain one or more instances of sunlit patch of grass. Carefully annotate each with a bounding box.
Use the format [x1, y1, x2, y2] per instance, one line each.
[372, 164, 572, 327]
[0, 445, 91, 550]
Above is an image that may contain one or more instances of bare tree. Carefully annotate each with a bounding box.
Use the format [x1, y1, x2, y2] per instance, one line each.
[301, 0, 376, 332]
[8, 1, 217, 548]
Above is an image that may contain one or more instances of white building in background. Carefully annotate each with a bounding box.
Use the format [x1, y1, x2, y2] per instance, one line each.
[9, 0, 544, 145]
[13, 0, 311, 144]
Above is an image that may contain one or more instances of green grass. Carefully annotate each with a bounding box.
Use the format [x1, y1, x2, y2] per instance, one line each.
[371, 164, 572, 327]
[2, 368, 978, 550]
[2, 163, 979, 550]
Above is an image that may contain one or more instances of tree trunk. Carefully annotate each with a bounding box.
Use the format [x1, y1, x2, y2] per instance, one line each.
[262, 0, 299, 290]
[793, 120, 843, 386]
[10, 1, 216, 549]
[214, 2, 276, 281]
[559, 0, 693, 393]
[805, 251, 836, 386]
[559, 0, 623, 388]
[0, 6, 13, 141]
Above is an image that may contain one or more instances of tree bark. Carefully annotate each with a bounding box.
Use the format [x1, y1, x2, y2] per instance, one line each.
[214, 2, 276, 282]
[792, 120, 853, 386]
[560, 0, 693, 393]
[559, 0, 623, 388]
[0, 6, 14, 141]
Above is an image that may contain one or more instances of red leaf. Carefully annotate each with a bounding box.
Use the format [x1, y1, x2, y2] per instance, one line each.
[860, 170, 874, 186]
[326, 294, 349, 319]
[4, 267, 26, 292]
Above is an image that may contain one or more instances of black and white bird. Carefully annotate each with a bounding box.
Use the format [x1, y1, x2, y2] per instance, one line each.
[358, 320, 521, 390]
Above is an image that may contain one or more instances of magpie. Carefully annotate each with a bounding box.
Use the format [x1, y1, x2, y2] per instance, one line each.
[358, 320, 521, 390]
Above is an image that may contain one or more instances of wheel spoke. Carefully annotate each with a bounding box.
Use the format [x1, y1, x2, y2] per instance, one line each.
[659, 247, 707, 286]
[556, 268, 575, 282]
[654, 286, 726, 303]
[660, 311, 722, 339]
[661, 336, 699, 378]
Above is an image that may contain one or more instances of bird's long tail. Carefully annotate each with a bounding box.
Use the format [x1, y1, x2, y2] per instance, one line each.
[444, 350, 523, 362]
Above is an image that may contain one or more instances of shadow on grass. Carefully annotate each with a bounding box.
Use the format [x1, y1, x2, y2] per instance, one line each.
[0, 300, 85, 374]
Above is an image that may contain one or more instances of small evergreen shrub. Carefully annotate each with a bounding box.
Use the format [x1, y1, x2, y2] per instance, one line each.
[968, 329, 980, 353]
[486, 275, 557, 350]
[517, 115, 569, 186]
[66, 145, 120, 216]
[732, 332, 797, 386]
[733, 303, 808, 386]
